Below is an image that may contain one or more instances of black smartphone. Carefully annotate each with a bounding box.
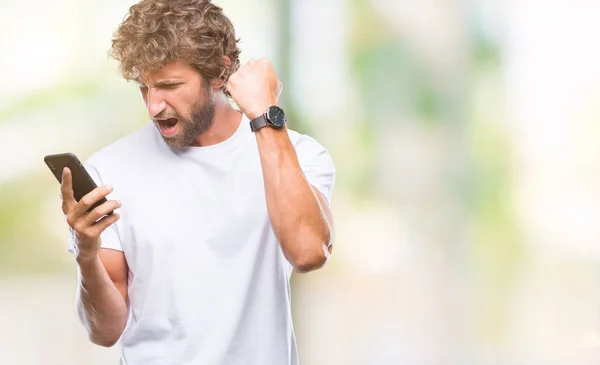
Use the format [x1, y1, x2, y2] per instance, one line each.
[44, 152, 112, 214]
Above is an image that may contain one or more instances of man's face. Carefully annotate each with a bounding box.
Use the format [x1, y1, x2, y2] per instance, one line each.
[137, 61, 215, 147]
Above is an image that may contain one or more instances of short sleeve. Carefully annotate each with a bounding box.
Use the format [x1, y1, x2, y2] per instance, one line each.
[294, 134, 336, 205]
[66, 160, 123, 253]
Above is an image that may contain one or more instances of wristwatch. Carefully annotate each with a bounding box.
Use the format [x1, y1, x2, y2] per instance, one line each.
[249, 105, 287, 132]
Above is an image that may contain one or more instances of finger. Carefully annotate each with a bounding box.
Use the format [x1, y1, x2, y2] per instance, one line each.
[73, 184, 114, 218]
[83, 199, 121, 226]
[88, 212, 121, 237]
[60, 168, 76, 214]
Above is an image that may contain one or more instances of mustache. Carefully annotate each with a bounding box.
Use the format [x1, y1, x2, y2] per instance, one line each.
[153, 111, 180, 120]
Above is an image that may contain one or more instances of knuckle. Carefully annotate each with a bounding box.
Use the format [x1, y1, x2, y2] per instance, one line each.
[89, 209, 102, 222]
[80, 196, 93, 207]
[73, 222, 85, 234]
[79, 229, 95, 240]
[86, 229, 100, 240]
[66, 215, 76, 227]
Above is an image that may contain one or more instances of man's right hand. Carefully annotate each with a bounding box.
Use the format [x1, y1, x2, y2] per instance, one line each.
[61, 167, 121, 261]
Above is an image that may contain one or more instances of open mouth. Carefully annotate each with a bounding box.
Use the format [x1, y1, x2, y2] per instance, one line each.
[155, 117, 179, 136]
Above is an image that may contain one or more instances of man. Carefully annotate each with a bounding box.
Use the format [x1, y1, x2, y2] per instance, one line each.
[59, 0, 335, 364]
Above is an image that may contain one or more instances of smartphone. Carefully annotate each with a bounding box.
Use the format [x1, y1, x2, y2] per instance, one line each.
[44, 152, 112, 214]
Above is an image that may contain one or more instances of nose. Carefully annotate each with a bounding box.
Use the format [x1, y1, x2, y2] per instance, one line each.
[144, 88, 166, 118]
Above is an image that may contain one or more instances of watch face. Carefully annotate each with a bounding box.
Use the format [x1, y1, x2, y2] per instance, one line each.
[267, 106, 287, 127]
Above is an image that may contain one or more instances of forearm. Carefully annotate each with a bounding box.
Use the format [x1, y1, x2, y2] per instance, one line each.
[75, 255, 128, 347]
[255, 127, 331, 272]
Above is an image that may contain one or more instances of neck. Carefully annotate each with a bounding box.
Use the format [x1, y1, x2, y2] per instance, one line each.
[191, 92, 242, 147]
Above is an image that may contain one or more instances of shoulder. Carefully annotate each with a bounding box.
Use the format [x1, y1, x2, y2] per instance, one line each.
[286, 128, 330, 156]
[286, 128, 336, 202]
[286, 128, 335, 173]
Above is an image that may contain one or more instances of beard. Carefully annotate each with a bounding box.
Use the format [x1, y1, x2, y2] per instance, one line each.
[155, 87, 216, 148]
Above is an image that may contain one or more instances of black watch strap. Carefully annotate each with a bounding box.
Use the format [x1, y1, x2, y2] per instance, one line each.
[249, 114, 268, 132]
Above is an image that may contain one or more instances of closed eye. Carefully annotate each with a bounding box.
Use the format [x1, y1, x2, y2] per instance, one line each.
[155, 82, 182, 89]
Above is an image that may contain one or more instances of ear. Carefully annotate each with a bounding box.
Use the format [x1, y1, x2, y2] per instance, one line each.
[210, 78, 225, 89]
[223, 55, 232, 68]
[211, 56, 232, 90]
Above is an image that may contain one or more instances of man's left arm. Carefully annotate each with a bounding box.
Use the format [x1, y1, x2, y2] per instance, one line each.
[255, 127, 334, 273]
[227, 58, 334, 273]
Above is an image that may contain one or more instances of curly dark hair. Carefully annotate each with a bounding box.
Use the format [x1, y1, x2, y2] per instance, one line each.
[110, 0, 241, 93]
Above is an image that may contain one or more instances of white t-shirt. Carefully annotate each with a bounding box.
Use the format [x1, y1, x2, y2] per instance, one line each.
[68, 114, 335, 365]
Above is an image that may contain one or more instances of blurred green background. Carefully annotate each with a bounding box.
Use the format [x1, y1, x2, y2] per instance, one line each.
[2, 0, 600, 364]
